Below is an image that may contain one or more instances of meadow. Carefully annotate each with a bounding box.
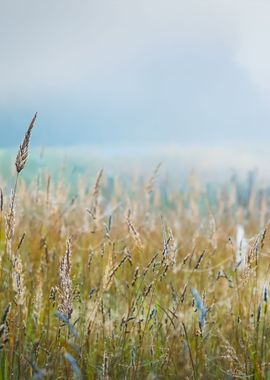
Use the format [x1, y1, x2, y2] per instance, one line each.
[1, 117, 270, 379]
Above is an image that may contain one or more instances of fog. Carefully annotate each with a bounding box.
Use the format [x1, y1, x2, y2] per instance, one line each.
[1, 0, 270, 147]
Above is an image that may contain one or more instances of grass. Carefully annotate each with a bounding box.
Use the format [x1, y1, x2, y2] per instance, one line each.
[0, 118, 270, 379]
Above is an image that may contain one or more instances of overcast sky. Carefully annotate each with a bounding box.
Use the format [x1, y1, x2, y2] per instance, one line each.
[1, 0, 270, 147]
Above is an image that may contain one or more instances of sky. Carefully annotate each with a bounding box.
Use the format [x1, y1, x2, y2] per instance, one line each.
[1, 0, 270, 147]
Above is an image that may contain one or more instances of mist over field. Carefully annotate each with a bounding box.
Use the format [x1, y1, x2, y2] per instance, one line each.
[1, 0, 270, 155]
[1, 143, 269, 184]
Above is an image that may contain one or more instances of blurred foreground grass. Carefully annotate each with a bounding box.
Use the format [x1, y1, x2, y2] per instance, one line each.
[0, 146, 270, 379]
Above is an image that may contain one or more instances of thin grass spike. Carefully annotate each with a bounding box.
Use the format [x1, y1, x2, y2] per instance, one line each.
[15, 112, 37, 173]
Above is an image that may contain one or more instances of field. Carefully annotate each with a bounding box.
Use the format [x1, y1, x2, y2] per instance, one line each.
[1, 122, 270, 379]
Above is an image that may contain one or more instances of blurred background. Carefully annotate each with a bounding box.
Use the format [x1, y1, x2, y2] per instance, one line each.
[0, 0, 270, 178]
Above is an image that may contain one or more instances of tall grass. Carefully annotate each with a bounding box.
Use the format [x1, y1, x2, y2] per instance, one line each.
[0, 118, 270, 378]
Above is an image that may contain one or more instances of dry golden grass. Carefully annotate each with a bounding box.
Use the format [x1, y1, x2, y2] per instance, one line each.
[0, 117, 270, 379]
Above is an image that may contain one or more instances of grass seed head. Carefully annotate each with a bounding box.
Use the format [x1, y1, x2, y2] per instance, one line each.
[15, 113, 37, 174]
